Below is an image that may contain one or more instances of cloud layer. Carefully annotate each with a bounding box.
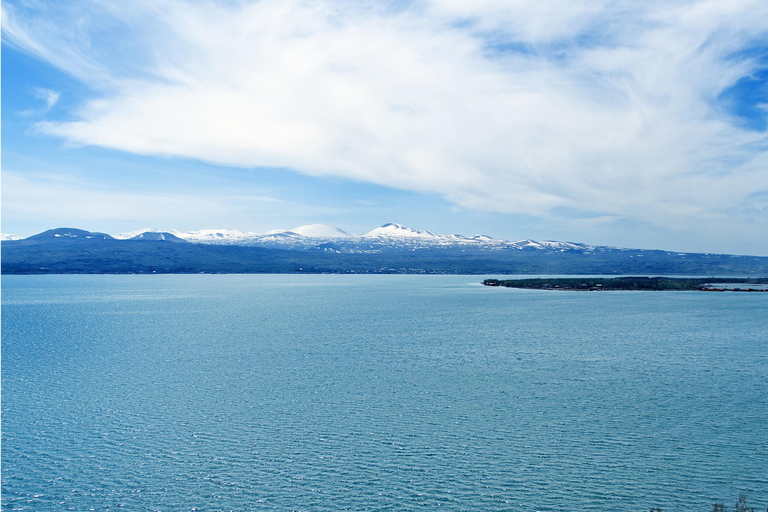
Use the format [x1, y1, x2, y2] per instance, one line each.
[4, 0, 768, 238]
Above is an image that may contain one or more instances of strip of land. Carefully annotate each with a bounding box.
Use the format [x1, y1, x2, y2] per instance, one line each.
[483, 277, 768, 291]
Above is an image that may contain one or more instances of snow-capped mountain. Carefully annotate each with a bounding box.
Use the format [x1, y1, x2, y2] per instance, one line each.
[104, 223, 597, 254]
[364, 223, 439, 238]
[130, 232, 187, 242]
[170, 229, 258, 243]
[6, 224, 766, 275]
[288, 224, 351, 238]
[1, 233, 22, 241]
[10, 223, 595, 254]
[114, 228, 163, 239]
[25, 228, 114, 241]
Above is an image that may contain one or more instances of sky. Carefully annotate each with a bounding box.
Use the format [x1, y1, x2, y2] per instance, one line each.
[2, 0, 768, 255]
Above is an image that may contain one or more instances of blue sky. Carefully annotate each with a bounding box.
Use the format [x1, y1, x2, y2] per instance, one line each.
[3, 0, 768, 255]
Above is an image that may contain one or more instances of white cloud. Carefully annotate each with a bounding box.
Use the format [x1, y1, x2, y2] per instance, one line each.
[34, 88, 60, 109]
[4, 0, 768, 238]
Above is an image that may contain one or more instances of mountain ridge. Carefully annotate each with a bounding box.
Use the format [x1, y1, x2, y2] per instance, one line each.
[3, 225, 768, 275]
[99, 223, 606, 254]
[1, 223, 759, 256]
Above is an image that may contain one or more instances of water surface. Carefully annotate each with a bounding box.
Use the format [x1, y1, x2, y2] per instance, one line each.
[2, 275, 766, 510]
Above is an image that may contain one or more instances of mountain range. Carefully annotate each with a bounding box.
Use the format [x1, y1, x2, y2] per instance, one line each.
[105, 223, 594, 253]
[2, 224, 767, 275]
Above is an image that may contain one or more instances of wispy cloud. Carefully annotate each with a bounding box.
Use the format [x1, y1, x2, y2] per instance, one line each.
[17, 88, 60, 116]
[4, 0, 768, 237]
[34, 88, 60, 110]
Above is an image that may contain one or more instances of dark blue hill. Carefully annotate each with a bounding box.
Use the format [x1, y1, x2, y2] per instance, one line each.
[2, 229, 329, 274]
[22, 228, 114, 243]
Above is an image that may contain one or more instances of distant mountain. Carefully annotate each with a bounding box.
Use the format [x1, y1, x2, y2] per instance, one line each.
[113, 228, 161, 239]
[140, 223, 600, 253]
[288, 224, 351, 237]
[168, 224, 351, 245]
[1, 233, 22, 241]
[170, 228, 257, 243]
[129, 232, 187, 242]
[364, 223, 439, 238]
[3, 225, 768, 275]
[25, 228, 114, 242]
[2, 229, 327, 274]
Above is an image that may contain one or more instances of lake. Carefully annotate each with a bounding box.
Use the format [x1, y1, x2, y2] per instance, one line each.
[2, 275, 766, 511]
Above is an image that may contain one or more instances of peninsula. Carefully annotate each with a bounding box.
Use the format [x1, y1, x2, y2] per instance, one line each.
[483, 277, 768, 291]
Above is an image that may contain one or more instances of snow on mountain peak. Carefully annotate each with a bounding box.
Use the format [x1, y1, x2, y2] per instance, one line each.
[364, 223, 439, 238]
[289, 224, 351, 238]
[30, 228, 113, 240]
[113, 228, 161, 240]
[171, 229, 255, 242]
[129, 231, 186, 242]
[100, 223, 595, 252]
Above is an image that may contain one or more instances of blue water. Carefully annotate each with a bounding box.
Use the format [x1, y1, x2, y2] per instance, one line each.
[2, 275, 766, 511]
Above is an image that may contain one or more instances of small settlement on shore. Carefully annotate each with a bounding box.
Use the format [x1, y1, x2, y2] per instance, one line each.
[483, 277, 768, 291]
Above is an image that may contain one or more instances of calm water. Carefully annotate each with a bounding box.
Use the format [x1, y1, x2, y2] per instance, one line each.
[2, 275, 767, 511]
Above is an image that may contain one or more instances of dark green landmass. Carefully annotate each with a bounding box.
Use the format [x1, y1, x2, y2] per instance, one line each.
[483, 276, 768, 291]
